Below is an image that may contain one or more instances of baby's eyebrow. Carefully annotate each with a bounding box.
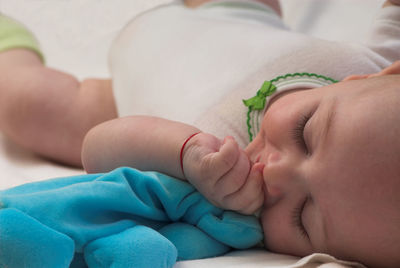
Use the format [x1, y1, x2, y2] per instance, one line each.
[319, 98, 338, 148]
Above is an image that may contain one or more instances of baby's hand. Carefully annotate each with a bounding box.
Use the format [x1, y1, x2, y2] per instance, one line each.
[182, 133, 265, 214]
[384, 0, 400, 7]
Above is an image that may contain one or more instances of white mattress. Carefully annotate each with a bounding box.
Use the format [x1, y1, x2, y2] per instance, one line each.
[0, 0, 383, 267]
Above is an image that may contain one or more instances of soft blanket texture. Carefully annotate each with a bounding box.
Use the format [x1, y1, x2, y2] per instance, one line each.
[0, 167, 262, 268]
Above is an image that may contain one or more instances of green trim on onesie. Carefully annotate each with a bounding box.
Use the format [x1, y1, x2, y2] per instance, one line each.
[0, 15, 44, 62]
[243, 72, 338, 142]
[201, 0, 274, 13]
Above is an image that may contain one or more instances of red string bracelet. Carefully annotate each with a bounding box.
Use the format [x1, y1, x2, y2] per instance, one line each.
[180, 132, 201, 178]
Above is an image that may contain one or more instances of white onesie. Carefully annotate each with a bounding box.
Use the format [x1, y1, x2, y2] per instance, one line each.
[109, 0, 400, 147]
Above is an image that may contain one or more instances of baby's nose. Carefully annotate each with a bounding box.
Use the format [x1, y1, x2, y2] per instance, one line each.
[262, 152, 298, 206]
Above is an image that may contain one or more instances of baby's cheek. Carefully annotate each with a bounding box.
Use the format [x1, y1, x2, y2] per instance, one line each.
[260, 208, 283, 251]
[260, 207, 295, 254]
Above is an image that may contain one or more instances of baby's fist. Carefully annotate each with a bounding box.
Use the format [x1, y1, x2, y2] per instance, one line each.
[182, 134, 264, 214]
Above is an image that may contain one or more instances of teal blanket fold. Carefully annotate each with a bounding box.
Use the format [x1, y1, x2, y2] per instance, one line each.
[0, 167, 263, 268]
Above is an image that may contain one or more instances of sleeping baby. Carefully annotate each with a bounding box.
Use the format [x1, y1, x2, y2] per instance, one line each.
[1, 0, 400, 267]
[80, 62, 400, 268]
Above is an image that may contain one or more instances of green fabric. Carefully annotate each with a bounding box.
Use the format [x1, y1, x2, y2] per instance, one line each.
[0, 15, 44, 62]
[243, 73, 338, 142]
[243, 81, 277, 142]
[201, 1, 273, 13]
[243, 81, 277, 111]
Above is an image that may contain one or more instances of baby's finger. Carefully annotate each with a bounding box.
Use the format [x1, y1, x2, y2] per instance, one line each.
[213, 149, 250, 199]
[221, 163, 265, 214]
[193, 136, 240, 202]
[207, 136, 240, 180]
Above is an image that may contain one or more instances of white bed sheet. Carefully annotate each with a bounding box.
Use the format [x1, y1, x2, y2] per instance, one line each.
[0, 0, 383, 267]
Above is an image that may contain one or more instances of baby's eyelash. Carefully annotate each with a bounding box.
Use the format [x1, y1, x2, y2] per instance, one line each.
[292, 114, 310, 154]
[291, 198, 309, 239]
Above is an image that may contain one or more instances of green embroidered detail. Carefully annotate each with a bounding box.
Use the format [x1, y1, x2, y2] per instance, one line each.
[270, 72, 338, 84]
[244, 72, 338, 142]
[243, 81, 277, 110]
[245, 109, 253, 141]
[243, 81, 277, 141]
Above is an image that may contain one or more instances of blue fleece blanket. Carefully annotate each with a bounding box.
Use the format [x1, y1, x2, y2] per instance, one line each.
[0, 167, 263, 268]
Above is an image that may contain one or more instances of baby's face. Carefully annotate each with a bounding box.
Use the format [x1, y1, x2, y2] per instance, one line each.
[245, 69, 400, 267]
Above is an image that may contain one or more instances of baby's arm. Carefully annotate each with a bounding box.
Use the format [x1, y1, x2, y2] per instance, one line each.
[82, 116, 264, 214]
[0, 49, 116, 166]
[82, 116, 200, 177]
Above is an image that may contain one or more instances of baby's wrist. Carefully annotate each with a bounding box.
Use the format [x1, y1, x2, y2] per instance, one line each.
[180, 132, 201, 179]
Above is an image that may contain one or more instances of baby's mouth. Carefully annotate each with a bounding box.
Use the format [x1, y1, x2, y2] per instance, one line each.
[263, 184, 275, 208]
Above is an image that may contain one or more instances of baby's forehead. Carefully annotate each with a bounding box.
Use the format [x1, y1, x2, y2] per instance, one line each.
[323, 80, 400, 195]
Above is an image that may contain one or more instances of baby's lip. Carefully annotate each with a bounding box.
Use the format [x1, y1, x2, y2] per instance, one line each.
[252, 162, 265, 178]
[263, 186, 271, 207]
[263, 184, 282, 209]
[255, 167, 271, 207]
[261, 177, 281, 209]
[252, 158, 277, 208]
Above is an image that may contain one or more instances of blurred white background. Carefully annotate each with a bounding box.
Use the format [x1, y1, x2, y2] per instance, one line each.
[0, 0, 383, 79]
